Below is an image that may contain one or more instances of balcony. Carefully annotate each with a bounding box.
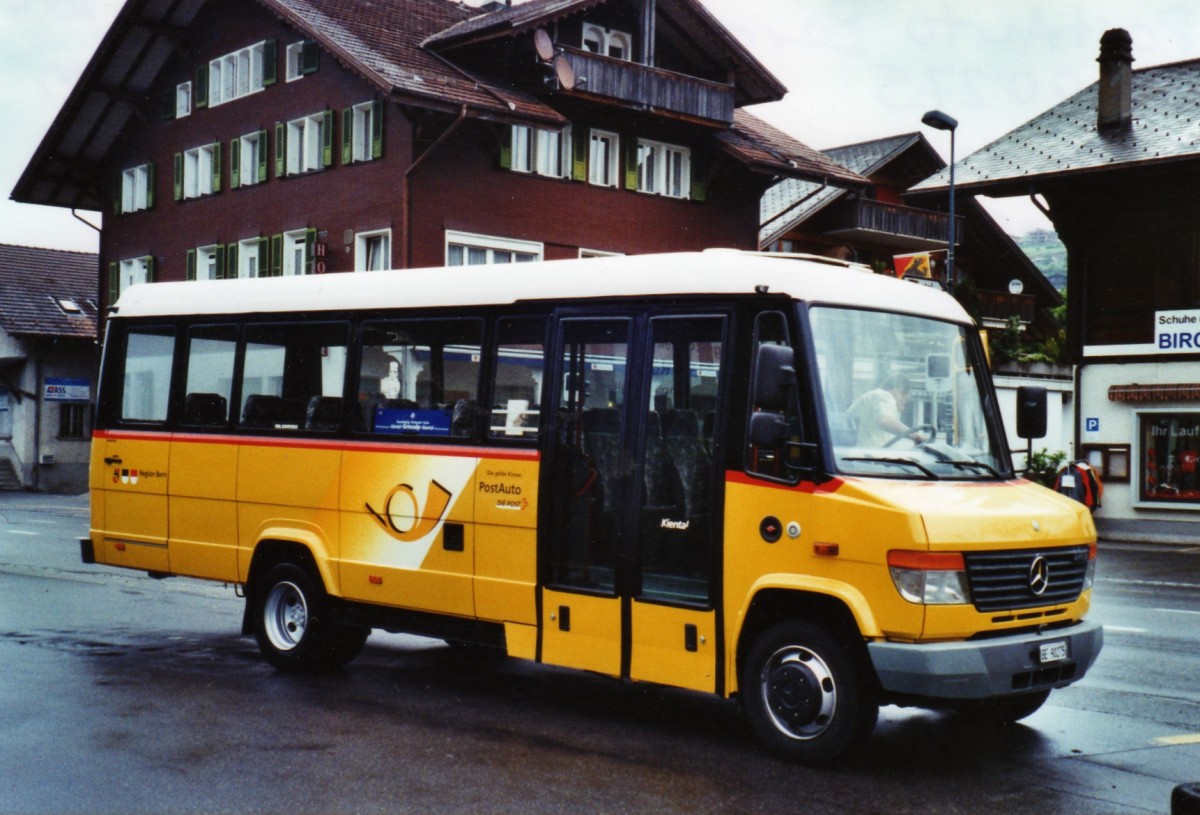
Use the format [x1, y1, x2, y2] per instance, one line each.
[823, 197, 964, 250]
[559, 48, 735, 124]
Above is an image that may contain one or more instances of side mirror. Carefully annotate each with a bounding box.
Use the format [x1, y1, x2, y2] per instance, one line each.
[754, 344, 796, 411]
[749, 411, 789, 448]
[1016, 386, 1047, 439]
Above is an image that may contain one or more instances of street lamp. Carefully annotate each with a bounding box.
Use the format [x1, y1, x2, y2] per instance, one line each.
[921, 109, 958, 295]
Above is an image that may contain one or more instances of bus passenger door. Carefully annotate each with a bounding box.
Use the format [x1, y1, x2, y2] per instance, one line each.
[541, 318, 631, 677]
[628, 316, 723, 693]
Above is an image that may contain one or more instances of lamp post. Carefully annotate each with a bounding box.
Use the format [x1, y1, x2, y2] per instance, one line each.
[921, 110, 958, 295]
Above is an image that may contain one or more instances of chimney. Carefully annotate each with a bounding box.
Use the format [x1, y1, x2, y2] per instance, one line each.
[1097, 28, 1133, 130]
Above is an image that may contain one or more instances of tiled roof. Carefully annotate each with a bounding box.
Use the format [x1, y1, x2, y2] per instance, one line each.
[266, 0, 565, 124]
[0, 245, 99, 340]
[723, 111, 866, 187]
[426, 0, 605, 46]
[913, 58, 1200, 195]
[759, 133, 921, 246]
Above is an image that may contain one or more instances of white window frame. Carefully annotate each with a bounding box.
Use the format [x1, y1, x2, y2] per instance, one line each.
[238, 238, 262, 279]
[176, 81, 192, 118]
[182, 144, 215, 199]
[239, 132, 263, 187]
[589, 129, 619, 187]
[637, 139, 691, 199]
[285, 41, 305, 82]
[118, 257, 151, 296]
[287, 112, 325, 175]
[445, 231, 543, 266]
[195, 245, 221, 281]
[510, 125, 566, 178]
[582, 23, 632, 61]
[121, 164, 152, 213]
[208, 41, 265, 107]
[355, 228, 392, 272]
[351, 101, 375, 163]
[282, 229, 309, 277]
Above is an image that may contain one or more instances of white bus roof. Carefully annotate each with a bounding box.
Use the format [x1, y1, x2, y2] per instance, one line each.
[112, 250, 971, 325]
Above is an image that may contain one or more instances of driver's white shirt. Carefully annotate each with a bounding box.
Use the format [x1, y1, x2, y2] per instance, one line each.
[849, 388, 900, 447]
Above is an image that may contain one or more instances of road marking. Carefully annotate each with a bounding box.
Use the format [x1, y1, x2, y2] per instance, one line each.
[1101, 577, 1200, 590]
[1103, 625, 1147, 634]
[0, 530, 39, 536]
[1154, 608, 1200, 616]
[1155, 734, 1200, 746]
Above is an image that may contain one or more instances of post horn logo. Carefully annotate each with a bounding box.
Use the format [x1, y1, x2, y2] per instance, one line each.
[365, 480, 452, 542]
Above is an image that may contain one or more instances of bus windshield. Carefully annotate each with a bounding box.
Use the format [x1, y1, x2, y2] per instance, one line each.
[809, 305, 1010, 480]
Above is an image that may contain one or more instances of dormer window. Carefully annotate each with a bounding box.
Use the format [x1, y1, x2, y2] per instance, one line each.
[582, 23, 632, 61]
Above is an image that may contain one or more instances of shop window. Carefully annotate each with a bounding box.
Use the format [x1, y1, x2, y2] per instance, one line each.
[1139, 413, 1200, 503]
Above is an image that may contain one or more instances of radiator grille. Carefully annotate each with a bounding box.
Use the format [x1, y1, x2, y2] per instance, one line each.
[963, 546, 1090, 612]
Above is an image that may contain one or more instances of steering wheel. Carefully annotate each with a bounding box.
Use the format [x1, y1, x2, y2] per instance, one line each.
[883, 424, 937, 448]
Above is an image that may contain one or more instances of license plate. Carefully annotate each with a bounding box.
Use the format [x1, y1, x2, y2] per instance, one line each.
[1040, 640, 1069, 663]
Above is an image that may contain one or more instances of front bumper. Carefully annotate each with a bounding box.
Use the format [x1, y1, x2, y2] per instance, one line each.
[868, 618, 1103, 700]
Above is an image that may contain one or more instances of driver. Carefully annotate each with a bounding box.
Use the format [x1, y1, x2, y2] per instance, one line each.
[848, 374, 928, 447]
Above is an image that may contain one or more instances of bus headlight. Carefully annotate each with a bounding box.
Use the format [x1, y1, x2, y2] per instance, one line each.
[1083, 542, 1097, 591]
[887, 551, 971, 605]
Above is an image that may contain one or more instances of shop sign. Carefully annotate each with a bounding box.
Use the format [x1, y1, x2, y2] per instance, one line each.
[43, 377, 90, 401]
[1155, 309, 1200, 354]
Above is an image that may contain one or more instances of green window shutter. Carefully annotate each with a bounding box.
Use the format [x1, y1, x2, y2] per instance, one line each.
[371, 99, 383, 160]
[322, 109, 334, 168]
[214, 244, 226, 279]
[107, 262, 120, 305]
[257, 130, 269, 183]
[571, 127, 588, 182]
[146, 163, 155, 209]
[211, 142, 222, 193]
[186, 249, 197, 281]
[227, 244, 239, 279]
[341, 108, 353, 165]
[230, 138, 241, 189]
[269, 234, 283, 276]
[262, 40, 277, 87]
[624, 138, 639, 191]
[500, 125, 512, 170]
[304, 228, 317, 275]
[274, 121, 285, 177]
[173, 153, 183, 201]
[195, 64, 208, 109]
[161, 88, 175, 121]
[275, 122, 285, 177]
[113, 172, 123, 216]
[301, 40, 319, 75]
[145, 255, 157, 283]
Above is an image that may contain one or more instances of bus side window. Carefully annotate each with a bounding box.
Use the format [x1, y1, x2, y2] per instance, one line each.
[745, 311, 802, 483]
[118, 326, 176, 424]
[181, 324, 237, 428]
[489, 317, 545, 439]
[356, 319, 483, 438]
[238, 322, 349, 431]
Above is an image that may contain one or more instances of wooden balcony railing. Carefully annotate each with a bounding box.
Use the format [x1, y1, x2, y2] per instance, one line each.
[835, 198, 963, 244]
[560, 48, 735, 124]
[977, 290, 1037, 324]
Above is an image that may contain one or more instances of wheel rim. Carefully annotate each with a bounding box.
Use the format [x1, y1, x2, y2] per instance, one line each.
[760, 645, 837, 741]
[264, 581, 308, 652]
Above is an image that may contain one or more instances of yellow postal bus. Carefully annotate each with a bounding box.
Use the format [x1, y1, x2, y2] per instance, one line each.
[84, 250, 1101, 763]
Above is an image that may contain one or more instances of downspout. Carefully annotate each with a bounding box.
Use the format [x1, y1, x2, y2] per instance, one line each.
[402, 103, 468, 269]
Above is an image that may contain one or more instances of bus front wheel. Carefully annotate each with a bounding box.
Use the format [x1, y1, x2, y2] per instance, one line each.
[743, 620, 878, 765]
[254, 563, 368, 672]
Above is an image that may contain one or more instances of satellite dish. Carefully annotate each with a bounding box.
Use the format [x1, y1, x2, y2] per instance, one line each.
[1008, 278, 1025, 295]
[533, 28, 555, 63]
[553, 54, 579, 90]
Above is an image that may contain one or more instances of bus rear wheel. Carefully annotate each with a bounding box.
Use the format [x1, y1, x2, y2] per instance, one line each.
[743, 620, 877, 765]
[254, 563, 368, 672]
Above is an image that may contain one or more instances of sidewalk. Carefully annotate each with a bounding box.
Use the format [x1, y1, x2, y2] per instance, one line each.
[0, 490, 88, 513]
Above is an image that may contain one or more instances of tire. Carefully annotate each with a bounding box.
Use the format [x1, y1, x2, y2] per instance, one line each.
[743, 620, 878, 765]
[954, 689, 1050, 724]
[254, 563, 368, 672]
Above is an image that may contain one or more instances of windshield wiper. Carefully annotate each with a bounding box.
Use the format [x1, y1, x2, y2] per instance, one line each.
[842, 456, 938, 480]
[945, 459, 1002, 478]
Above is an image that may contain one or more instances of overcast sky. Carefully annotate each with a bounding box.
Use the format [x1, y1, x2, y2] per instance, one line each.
[4, 0, 1200, 253]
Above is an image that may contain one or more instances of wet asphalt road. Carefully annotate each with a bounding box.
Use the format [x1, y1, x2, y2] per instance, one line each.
[2, 492, 1199, 814]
